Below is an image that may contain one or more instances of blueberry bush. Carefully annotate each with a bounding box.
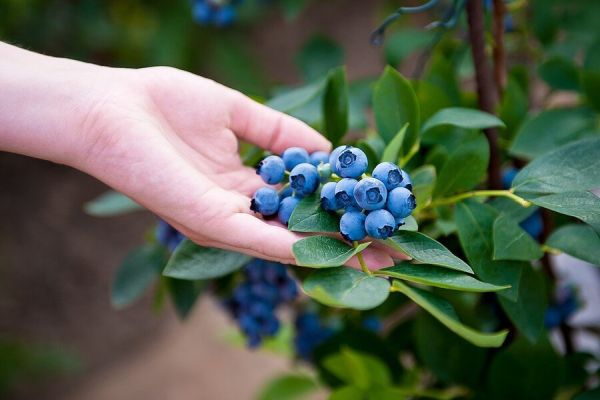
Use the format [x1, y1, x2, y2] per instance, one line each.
[83, 0, 600, 398]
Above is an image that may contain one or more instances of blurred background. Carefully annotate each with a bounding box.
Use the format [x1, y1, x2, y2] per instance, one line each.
[2, 0, 600, 399]
[0, 1, 389, 398]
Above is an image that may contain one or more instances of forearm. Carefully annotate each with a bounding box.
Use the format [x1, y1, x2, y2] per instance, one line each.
[0, 41, 110, 166]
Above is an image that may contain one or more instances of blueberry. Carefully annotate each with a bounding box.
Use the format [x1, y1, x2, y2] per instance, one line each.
[310, 151, 330, 166]
[335, 147, 368, 178]
[335, 178, 359, 209]
[520, 210, 543, 239]
[340, 211, 367, 241]
[278, 185, 293, 200]
[156, 220, 186, 251]
[192, 2, 214, 24]
[354, 177, 387, 210]
[215, 4, 235, 26]
[278, 196, 300, 225]
[282, 147, 310, 171]
[320, 181, 338, 211]
[365, 209, 396, 239]
[362, 316, 383, 333]
[398, 170, 412, 191]
[372, 162, 403, 191]
[317, 163, 332, 183]
[394, 216, 405, 228]
[250, 187, 280, 216]
[502, 167, 519, 189]
[289, 163, 319, 196]
[256, 155, 285, 185]
[386, 187, 416, 219]
[329, 145, 349, 175]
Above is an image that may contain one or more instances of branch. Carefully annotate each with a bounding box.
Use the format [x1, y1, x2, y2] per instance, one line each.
[492, 0, 507, 95]
[466, 0, 502, 189]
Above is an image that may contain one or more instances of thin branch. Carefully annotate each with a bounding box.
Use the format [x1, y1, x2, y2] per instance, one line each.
[492, 0, 507, 95]
[466, 0, 502, 189]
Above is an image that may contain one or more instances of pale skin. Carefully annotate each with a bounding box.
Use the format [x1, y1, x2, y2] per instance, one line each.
[0, 41, 402, 268]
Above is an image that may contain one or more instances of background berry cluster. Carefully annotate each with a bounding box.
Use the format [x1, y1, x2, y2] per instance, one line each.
[191, 0, 242, 27]
[251, 145, 417, 241]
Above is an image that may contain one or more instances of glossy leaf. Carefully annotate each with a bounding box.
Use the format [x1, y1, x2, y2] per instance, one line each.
[455, 201, 522, 301]
[526, 191, 600, 233]
[166, 278, 204, 319]
[381, 123, 408, 163]
[323, 66, 349, 145]
[546, 224, 600, 266]
[288, 195, 339, 233]
[293, 236, 370, 268]
[303, 267, 390, 310]
[509, 108, 597, 160]
[493, 215, 543, 261]
[411, 164, 436, 210]
[84, 190, 142, 217]
[433, 134, 489, 198]
[398, 215, 418, 232]
[421, 107, 505, 133]
[392, 281, 508, 348]
[162, 240, 251, 280]
[378, 263, 509, 292]
[323, 348, 391, 389]
[373, 66, 420, 154]
[258, 373, 319, 400]
[111, 244, 168, 308]
[382, 231, 473, 274]
[512, 137, 600, 195]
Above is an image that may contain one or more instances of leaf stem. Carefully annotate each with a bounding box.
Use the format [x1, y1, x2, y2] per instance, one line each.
[428, 189, 531, 208]
[353, 241, 371, 275]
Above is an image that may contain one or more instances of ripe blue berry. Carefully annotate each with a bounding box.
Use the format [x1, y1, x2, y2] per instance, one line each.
[215, 4, 235, 26]
[372, 162, 403, 191]
[282, 147, 310, 171]
[192, 2, 214, 24]
[394, 216, 405, 228]
[386, 187, 416, 219]
[340, 211, 367, 241]
[289, 163, 319, 196]
[400, 169, 413, 190]
[320, 181, 338, 211]
[279, 185, 293, 200]
[156, 220, 185, 251]
[365, 209, 396, 239]
[335, 178, 359, 209]
[354, 177, 387, 210]
[309, 151, 330, 166]
[335, 147, 368, 178]
[328, 145, 348, 175]
[294, 312, 334, 361]
[278, 196, 300, 225]
[256, 155, 285, 185]
[251, 187, 280, 216]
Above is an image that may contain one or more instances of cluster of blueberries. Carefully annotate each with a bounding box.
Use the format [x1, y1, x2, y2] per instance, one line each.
[544, 284, 580, 329]
[156, 219, 186, 252]
[251, 145, 416, 241]
[191, 0, 241, 27]
[293, 312, 335, 360]
[224, 259, 298, 348]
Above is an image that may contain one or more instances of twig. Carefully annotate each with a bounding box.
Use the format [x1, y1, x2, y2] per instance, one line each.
[492, 0, 507, 95]
[466, 0, 502, 189]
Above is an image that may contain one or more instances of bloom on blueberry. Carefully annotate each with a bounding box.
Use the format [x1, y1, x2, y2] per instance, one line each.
[282, 147, 310, 171]
[320, 181, 338, 211]
[372, 162, 403, 191]
[365, 209, 396, 239]
[354, 177, 387, 210]
[340, 210, 367, 241]
[335, 147, 368, 178]
[386, 187, 416, 219]
[309, 151, 330, 166]
[250, 187, 280, 216]
[289, 163, 319, 196]
[335, 178, 359, 209]
[256, 155, 285, 185]
[400, 169, 412, 190]
[329, 145, 349, 175]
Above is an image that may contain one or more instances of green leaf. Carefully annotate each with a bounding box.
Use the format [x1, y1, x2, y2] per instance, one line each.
[323, 348, 391, 389]
[455, 201, 522, 301]
[512, 137, 600, 195]
[382, 231, 473, 274]
[111, 244, 168, 308]
[267, 79, 326, 113]
[329, 386, 363, 400]
[84, 191, 142, 217]
[378, 263, 509, 292]
[538, 56, 581, 91]
[546, 224, 600, 266]
[302, 267, 390, 310]
[162, 239, 251, 280]
[373, 66, 420, 155]
[381, 123, 408, 163]
[498, 266, 547, 343]
[411, 165, 436, 211]
[421, 107, 505, 134]
[296, 35, 343, 82]
[582, 38, 600, 112]
[257, 373, 319, 400]
[293, 236, 370, 268]
[398, 215, 418, 232]
[384, 29, 435, 66]
[433, 134, 489, 198]
[509, 108, 597, 160]
[392, 281, 508, 348]
[288, 195, 340, 233]
[486, 336, 563, 400]
[166, 278, 204, 319]
[323, 67, 349, 145]
[526, 191, 600, 233]
[499, 76, 529, 139]
[493, 215, 543, 261]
